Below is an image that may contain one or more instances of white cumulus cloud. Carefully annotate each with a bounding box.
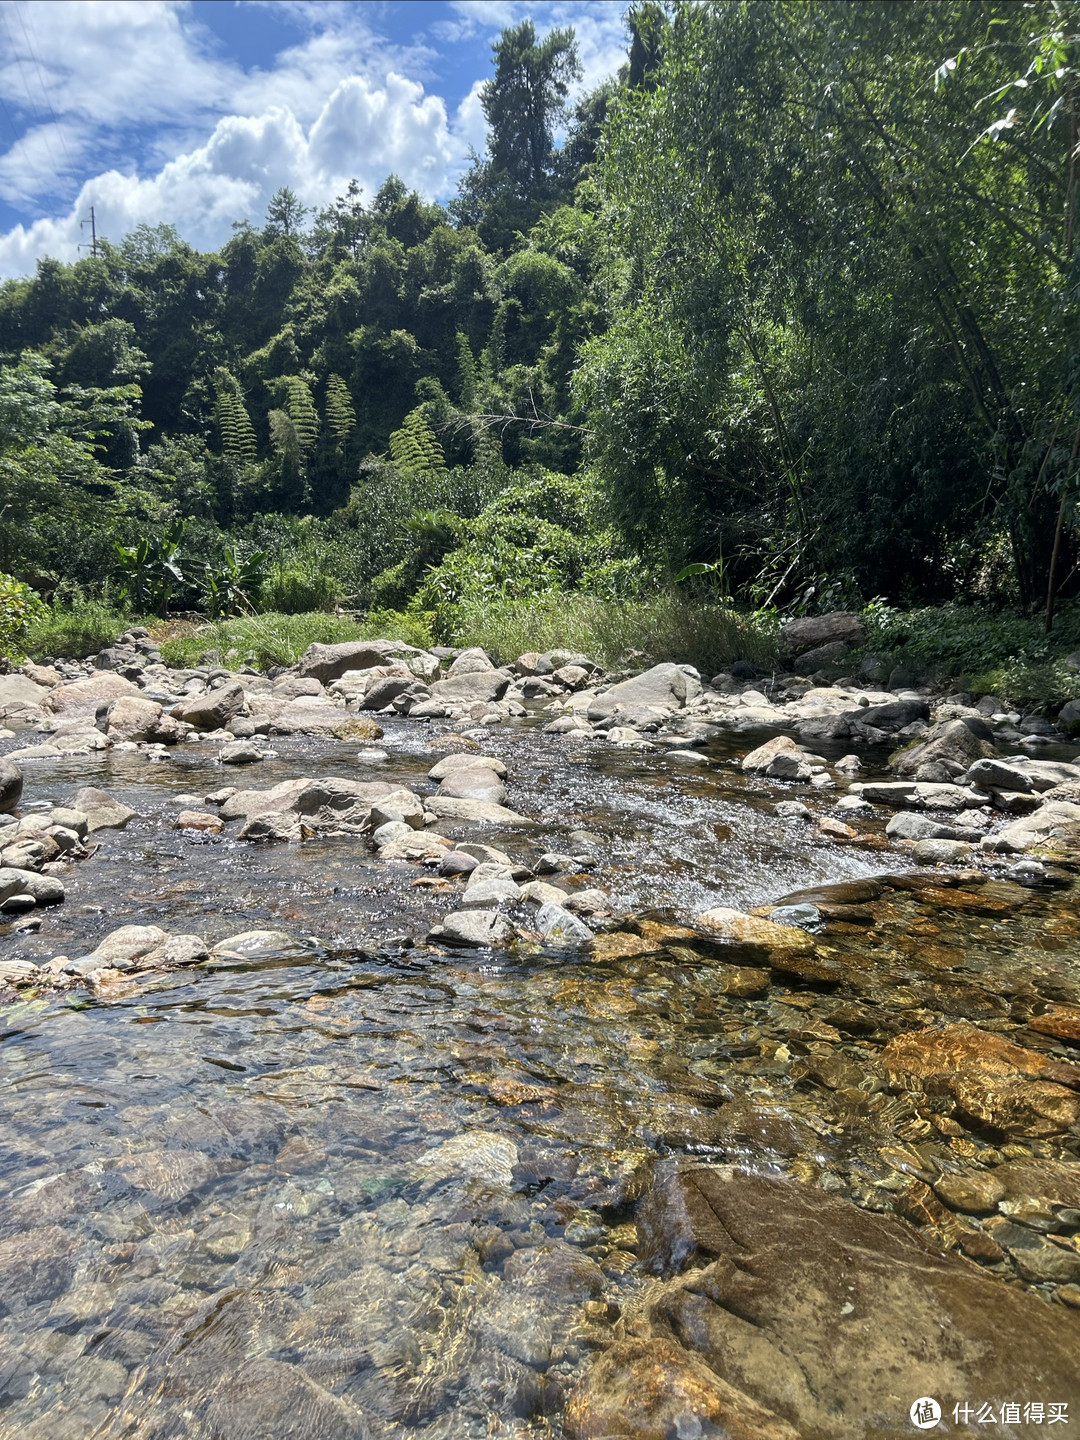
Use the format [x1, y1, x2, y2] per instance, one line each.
[0, 0, 628, 280]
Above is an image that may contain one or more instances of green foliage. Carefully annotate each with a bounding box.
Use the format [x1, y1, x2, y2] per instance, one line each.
[158, 612, 363, 669]
[200, 545, 268, 618]
[113, 521, 186, 616]
[213, 370, 257, 465]
[0, 572, 47, 659]
[261, 561, 340, 614]
[24, 595, 137, 661]
[389, 408, 447, 477]
[324, 373, 356, 446]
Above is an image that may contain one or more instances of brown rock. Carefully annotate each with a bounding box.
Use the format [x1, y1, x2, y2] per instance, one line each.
[205, 1356, 368, 1440]
[933, 1170, 1007, 1215]
[633, 1165, 1080, 1437]
[564, 1337, 799, 1440]
[174, 810, 223, 833]
[881, 1022, 1080, 1137]
[1029, 1004, 1080, 1046]
[694, 907, 815, 959]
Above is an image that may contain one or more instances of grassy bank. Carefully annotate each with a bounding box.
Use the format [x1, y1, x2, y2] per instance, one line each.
[19, 592, 1080, 711]
[451, 593, 781, 674]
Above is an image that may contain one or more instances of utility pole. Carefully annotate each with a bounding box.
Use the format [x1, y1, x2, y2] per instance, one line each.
[78, 205, 98, 257]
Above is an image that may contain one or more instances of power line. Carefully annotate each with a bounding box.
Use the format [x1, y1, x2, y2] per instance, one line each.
[16, 3, 75, 173]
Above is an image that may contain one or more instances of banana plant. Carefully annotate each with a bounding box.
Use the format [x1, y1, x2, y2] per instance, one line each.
[201, 545, 268, 618]
[113, 521, 186, 616]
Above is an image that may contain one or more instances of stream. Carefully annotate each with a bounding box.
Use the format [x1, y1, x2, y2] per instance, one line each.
[1, 715, 1079, 1439]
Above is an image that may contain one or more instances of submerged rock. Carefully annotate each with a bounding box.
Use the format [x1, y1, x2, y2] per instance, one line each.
[613, 1163, 1080, 1439]
[881, 1021, 1080, 1137]
[694, 907, 816, 960]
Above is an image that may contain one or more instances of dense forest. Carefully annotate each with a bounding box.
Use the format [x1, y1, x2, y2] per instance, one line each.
[2, 0, 1079, 652]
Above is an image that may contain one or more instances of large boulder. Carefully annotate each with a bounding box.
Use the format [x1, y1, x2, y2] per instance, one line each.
[430, 670, 511, 705]
[297, 639, 423, 684]
[0, 673, 49, 717]
[982, 799, 1080, 854]
[45, 672, 140, 718]
[0, 758, 22, 814]
[894, 717, 994, 778]
[0, 867, 64, 904]
[437, 768, 507, 805]
[740, 735, 799, 772]
[587, 663, 697, 723]
[587, 1163, 1080, 1440]
[171, 681, 245, 732]
[447, 646, 494, 675]
[779, 611, 864, 657]
[102, 695, 181, 744]
[858, 696, 930, 731]
[69, 786, 136, 831]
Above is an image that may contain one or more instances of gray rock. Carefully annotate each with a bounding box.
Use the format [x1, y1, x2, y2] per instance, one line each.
[1059, 697, 1080, 730]
[171, 681, 245, 731]
[912, 838, 972, 865]
[885, 812, 956, 841]
[860, 697, 931, 731]
[298, 639, 422, 684]
[0, 758, 22, 814]
[361, 675, 416, 710]
[372, 820, 413, 846]
[447, 646, 494, 675]
[428, 752, 507, 780]
[982, 800, 1080, 853]
[438, 850, 480, 877]
[435, 909, 515, 947]
[219, 740, 264, 765]
[742, 735, 800, 772]
[459, 876, 522, 908]
[71, 924, 169, 973]
[964, 758, 1036, 793]
[768, 903, 824, 932]
[430, 671, 511, 705]
[425, 795, 530, 825]
[136, 934, 209, 969]
[774, 801, 812, 821]
[793, 640, 851, 674]
[587, 663, 695, 723]
[780, 612, 864, 656]
[520, 880, 569, 905]
[0, 673, 48, 717]
[437, 768, 507, 805]
[765, 751, 812, 782]
[535, 902, 592, 946]
[69, 786, 136, 831]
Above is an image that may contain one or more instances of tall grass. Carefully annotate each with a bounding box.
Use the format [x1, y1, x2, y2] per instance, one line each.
[156, 609, 435, 670]
[26, 598, 144, 660]
[452, 593, 781, 674]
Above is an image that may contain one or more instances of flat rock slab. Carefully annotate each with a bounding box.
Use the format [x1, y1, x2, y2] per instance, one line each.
[45, 672, 140, 717]
[587, 662, 695, 722]
[618, 1163, 1080, 1439]
[298, 638, 423, 683]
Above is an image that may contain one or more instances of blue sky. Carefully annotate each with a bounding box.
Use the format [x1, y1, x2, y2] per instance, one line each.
[0, 1, 629, 279]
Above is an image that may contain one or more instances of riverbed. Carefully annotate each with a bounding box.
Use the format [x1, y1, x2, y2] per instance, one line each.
[1, 715, 1079, 1438]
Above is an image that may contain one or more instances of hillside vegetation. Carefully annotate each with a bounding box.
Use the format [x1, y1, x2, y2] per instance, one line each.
[3, 3, 1080, 692]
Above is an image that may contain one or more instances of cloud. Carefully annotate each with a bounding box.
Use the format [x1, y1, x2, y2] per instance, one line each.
[0, 0, 629, 280]
[0, 72, 475, 276]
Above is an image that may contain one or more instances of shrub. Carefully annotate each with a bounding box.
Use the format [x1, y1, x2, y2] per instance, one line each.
[0, 573, 47, 659]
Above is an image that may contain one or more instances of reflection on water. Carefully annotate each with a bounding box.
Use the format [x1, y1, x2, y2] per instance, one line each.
[1, 716, 1076, 1437]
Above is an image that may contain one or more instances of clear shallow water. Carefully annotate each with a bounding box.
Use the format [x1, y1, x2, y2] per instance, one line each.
[1, 715, 1076, 1438]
